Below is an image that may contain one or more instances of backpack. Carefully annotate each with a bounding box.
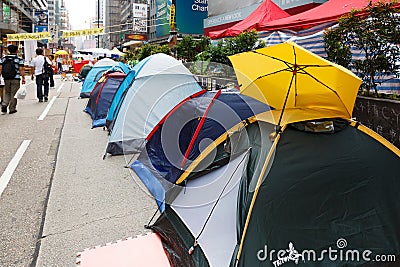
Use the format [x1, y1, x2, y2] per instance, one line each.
[43, 58, 53, 79]
[1, 57, 17, 80]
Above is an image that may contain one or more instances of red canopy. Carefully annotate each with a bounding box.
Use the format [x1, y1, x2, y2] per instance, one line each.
[208, 0, 290, 39]
[258, 0, 400, 31]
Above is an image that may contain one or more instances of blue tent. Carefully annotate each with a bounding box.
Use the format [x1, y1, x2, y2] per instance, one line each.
[105, 53, 203, 156]
[84, 72, 127, 128]
[105, 57, 151, 131]
[79, 58, 118, 98]
[131, 90, 271, 210]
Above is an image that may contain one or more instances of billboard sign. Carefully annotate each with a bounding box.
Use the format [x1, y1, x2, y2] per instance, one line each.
[34, 10, 48, 26]
[133, 3, 148, 18]
[125, 33, 148, 41]
[175, 0, 208, 34]
[204, 3, 258, 28]
[208, 0, 261, 17]
[3, 3, 10, 23]
[133, 18, 147, 32]
[34, 26, 49, 33]
[156, 0, 171, 37]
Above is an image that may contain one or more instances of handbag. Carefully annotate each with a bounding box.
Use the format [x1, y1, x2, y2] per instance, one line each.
[15, 85, 27, 99]
[0, 75, 4, 86]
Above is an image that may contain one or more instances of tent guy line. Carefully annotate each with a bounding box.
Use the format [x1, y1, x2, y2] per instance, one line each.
[0, 140, 31, 197]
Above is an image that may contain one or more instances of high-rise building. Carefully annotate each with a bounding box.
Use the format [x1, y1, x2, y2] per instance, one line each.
[104, 0, 121, 48]
[59, 0, 72, 49]
[92, 0, 104, 47]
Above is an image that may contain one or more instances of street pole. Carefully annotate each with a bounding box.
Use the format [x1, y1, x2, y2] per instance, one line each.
[97, 0, 100, 48]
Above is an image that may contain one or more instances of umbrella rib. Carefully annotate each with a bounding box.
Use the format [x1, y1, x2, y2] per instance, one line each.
[302, 69, 351, 117]
[251, 50, 293, 68]
[277, 73, 295, 127]
[254, 68, 291, 81]
[240, 68, 292, 92]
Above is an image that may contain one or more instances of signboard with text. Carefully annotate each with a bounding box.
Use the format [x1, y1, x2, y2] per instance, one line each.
[34, 10, 48, 26]
[175, 0, 208, 34]
[156, 0, 171, 37]
[125, 33, 148, 41]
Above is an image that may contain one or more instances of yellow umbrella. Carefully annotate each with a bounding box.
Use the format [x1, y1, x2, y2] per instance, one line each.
[55, 50, 68, 55]
[228, 41, 362, 128]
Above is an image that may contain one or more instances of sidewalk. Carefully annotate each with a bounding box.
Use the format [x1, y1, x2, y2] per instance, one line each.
[35, 81, 157, 266]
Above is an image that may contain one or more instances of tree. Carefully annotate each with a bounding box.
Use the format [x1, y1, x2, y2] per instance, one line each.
[136, 43, 154, 61]
[324, 1, 400, 95]
[200, 29, 266, 66]
[176, 36, 210, 62]
[135, 43, 171, 61]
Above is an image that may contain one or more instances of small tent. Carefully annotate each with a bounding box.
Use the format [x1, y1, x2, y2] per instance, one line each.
[105, 53, 203, 156]
[84, 72, 127, 128]
[131, 90, 271, 210]
[80, 58, 118, 98]
[144, 116, 400, 267]
[105, 56, 153, 131]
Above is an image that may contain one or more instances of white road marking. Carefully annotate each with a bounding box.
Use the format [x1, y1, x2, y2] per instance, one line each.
[57, 83, 64, 93]
[38, 96, 57, 121]
[0, 140, 31, 197]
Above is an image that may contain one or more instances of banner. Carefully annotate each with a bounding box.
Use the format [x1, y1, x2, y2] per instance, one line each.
[62, 28, 104, 38]
[7, 32, 51, 41]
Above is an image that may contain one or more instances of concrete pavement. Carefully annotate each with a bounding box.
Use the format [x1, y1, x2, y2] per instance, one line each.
[33, 77, 157, 266]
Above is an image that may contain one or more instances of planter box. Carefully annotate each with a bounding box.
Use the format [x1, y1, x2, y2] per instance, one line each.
[353, 96, 400, 149]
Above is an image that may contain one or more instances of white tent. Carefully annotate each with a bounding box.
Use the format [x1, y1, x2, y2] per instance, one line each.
[106, 53, 203, 155]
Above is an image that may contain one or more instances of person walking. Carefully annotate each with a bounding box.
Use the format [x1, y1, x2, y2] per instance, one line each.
[30, 48, 51, 102]
[48, 55, 56, 88]
[0, 44, 26, 114]
[56, 55, 62, 74]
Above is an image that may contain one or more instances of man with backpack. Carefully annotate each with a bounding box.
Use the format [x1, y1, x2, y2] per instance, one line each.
[0, 44, 26, 114]
[30, 47, 52, 102]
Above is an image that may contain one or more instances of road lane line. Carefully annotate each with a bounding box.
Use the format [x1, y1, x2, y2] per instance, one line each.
[38, 96, 57, 121]
[0, 140, 31, 197]
[57, 83, 64, 93]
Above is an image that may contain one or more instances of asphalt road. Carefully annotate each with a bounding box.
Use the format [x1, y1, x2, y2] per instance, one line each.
[0, 75, 157, 267]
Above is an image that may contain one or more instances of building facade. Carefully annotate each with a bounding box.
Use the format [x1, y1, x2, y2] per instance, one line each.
[0, 0, 48, 56]
[119, 0, 149, 48]
[104, 0, 121, 48]
[91, 0, 104, 48]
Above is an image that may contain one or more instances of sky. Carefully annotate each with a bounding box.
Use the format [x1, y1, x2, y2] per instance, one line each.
[64, 0, 96, 30]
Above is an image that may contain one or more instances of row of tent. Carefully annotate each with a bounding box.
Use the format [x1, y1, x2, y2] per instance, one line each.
[80, 47, 400, 266]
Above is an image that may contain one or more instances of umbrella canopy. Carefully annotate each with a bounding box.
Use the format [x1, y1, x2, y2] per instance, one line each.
[229, 41, 362, 127]
[55, 49, 68, 55]
[111, 47, 125, 56]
